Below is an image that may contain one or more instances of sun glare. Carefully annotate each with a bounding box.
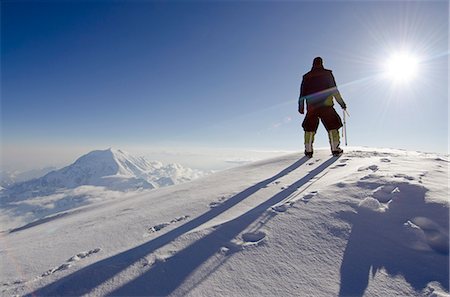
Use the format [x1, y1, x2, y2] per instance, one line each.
[384, 52, 419, 83]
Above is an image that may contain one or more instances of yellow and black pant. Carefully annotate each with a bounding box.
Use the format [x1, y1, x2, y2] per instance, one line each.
[302, 106, 343, 132]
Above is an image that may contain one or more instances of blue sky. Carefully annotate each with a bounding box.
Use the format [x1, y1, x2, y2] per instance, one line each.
[1, 0, 448, 170]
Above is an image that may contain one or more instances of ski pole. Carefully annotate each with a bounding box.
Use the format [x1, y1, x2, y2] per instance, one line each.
[343, 109, 348, 146]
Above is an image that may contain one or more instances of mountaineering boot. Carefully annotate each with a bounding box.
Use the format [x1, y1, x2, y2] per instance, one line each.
[304, 150, 313, 158]
[304, 131, 315, 158]
[328, 129, 343, 156]
[332, 147, 343, 157]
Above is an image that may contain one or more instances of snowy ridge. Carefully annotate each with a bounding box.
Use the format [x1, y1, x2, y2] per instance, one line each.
[1, 148, 448, 297]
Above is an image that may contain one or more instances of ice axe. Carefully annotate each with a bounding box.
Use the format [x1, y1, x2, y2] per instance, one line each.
[343, 109, 349, 146]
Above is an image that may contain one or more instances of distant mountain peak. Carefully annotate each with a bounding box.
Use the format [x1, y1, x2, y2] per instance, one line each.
[2, 148, 207, 202]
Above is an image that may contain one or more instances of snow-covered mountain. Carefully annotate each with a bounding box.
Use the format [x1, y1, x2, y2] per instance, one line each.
[1, 148, 206, 201]
[0, 149, 207, 229]
[1, 148, 448, 297]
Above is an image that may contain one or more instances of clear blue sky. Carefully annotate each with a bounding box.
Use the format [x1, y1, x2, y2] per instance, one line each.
[1, 0, 448, 170]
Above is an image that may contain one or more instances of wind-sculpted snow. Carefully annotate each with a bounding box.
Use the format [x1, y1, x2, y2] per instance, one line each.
[339, 180, 449, 296]
[1, 148, 448, 297]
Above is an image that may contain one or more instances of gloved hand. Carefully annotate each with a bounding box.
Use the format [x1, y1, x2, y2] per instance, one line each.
[341, 103, 347, 110]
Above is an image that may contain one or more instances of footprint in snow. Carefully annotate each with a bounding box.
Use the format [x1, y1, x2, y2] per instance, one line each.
[368, 165, 379, 171]
[418, 172, 428, 184]
[67, 248, 101, 262]
[271, 203, 293, 213]
[219, 231, 267, 255]
[301, 191, 318, 203]
[149, 223, 170, 232]
[331, 163, 347, 169]
[2, 280, 24, 287]
[42, 263, 72, 277]
[148, 215, 190, 233]
[170, 215, 190, 223]
[336, 182, 347, 188]
[393, 173, 415, 181]
[242, 231, 266, 245]
[358, 165, 379, 172]
[209, 196, 228, 208]
[41, 247, 102, 277]
[209, 201, 222, 208]
[307, 159, 320, 165]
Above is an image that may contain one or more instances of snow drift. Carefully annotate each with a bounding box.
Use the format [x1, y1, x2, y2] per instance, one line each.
[0, 148, 448, 297]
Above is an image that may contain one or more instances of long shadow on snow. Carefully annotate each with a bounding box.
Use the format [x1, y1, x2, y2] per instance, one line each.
[338, 183, 449, 297]
[31, 156, 313, 296]
[108, 156, 340, 296]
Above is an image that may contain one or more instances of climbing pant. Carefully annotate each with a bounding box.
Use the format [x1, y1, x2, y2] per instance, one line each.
[328, 129, 341, 151]
[302, 106, 343, 132]
[302, 106, 343, 153]
[304, 131, 315, 153]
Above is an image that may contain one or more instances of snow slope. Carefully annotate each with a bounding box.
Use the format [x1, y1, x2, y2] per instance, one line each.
[1, 148, 448, 297]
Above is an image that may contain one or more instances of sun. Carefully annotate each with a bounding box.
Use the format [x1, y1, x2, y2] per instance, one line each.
[383, 52, 419, 83]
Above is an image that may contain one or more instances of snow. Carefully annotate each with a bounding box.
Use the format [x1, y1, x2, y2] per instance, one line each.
[0, 148, 448, 297]
[2, 148, 206, 198]
[0, 148, 208, 230]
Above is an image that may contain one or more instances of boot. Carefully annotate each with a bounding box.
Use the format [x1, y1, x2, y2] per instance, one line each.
[304, 131, 315, 158]
[328, 129, 343, 156]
